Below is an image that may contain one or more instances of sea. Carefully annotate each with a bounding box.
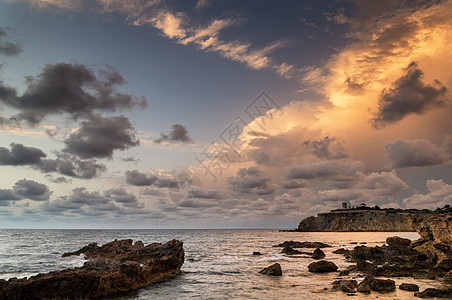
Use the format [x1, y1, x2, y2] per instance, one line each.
[0, 229, 448, 299]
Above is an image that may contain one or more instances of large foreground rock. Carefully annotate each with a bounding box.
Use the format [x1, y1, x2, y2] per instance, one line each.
[308, 260, 338, 273]
[0, 239, 184, 300]
[414, 288, 452, 298]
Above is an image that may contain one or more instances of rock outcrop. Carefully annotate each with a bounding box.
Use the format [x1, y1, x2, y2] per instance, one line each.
[413, 214, 452, 270]
[308, 260, 338, 273]
[0, 239, 184, 300]
[259, 263, 282, 276]
[297, 210, 425, 232]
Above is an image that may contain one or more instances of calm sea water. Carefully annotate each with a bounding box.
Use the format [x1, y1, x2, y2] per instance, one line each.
[0, 229, 447, 299]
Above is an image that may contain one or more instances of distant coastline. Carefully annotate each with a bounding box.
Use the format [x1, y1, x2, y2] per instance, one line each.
[295, 205, 452, 232]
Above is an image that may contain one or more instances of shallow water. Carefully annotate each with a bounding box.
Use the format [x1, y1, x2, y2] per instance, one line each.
[0, 229, 447, 299]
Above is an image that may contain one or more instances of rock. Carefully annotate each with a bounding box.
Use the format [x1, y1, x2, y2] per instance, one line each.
[339, 270, 350, 276]
[274, 241, 331, 248]
[411, 238, 428, 248]
[386, 236, 411, 247]
[333, 248, 350, 255]
[445, 270, 452, 283]
[259, 263, 282, 276]
[281, 245, 301, 255]
[312, 248, 326, 259]
[357, 276, 373, 294]
[0, 239, 184, 300]
[414, 288, 452, 298]
[399, 283, 419, 291]
[308, 260, 338, 273]
[370, 278, 396, 293]
[351, 242, 358, 244]
[437, 258, 452, 271]
[332, 280, 357, 293]
[356, 259, 375, 271]
[253, 251, 262, 255]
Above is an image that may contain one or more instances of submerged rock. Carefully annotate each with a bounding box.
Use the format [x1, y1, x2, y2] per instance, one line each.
[281, 245, 302, 255]
[259, 263, 282, 276]
[0, 239, 184, 300]
[274, 241, 331, 248]
[253, 251, 262, 255]
[308, 260, 338, 273]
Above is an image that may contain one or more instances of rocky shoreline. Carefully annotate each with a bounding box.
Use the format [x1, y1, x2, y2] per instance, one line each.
[0, 239, 184, 300]
[261, 213, 452, 298]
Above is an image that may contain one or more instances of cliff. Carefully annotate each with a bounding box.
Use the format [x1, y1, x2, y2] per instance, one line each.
[297, 210, 426, 232]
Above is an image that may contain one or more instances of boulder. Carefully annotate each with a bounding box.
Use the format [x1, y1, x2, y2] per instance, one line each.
[312, 248, 326, 259]
[332, 280, 357, 293]
[370, 278, 396, 293]
[259, 263, 282, 276]
[357, 276, 373, 294]
[308, 260, 338, 273]
[414, 288, 452, 298]
[0, 239, 184, 300]
[399, 283, 419, 291]
[253, 251, 262, 255]
[386, 236, 411, 247]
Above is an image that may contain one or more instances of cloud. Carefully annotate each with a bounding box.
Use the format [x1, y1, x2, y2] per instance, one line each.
[0, 26, 22, 56]
[104, 188, 143, 208]
[0, 189, 23, 206]
[13, 179, 51, 200]
[371, 62, 447, 128]
[0, 143, 106, 178]
[125, 170, 157, 186]
[154, 124, 194, 144]
[0, 63, 146, 125]
[302, 136, 348, 159]
[403, 179, 452, 209]
[141, 188, 166, 196]
[195, 0, 210, 10]
[227, 167, 276, 195]
[385, 139, 449, 168]
[63, 114, 139, 159]
[0, 143, 46, 165]
[286, 160, 364, 182]
[45, 175, 72, 184]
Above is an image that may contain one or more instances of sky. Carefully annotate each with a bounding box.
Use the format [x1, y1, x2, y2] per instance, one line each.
[0, 0, 451, 229]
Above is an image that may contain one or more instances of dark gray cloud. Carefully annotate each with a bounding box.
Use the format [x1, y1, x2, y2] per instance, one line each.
[0, 189, 23, 205]
[0, 143, 46, 165]
[0, 143, 106, 179]
[385, 139, 449, 168]
[285, 160, 364, 189]
[227, 167, 276, 195]
[141, 188, 166, 197]
[302, 136, 348, 159]
[45, 175, 72, 184]
[0, 62, 146, 125]
[154, 124, 194, 144]
[13, 179, 51, 201]
[125, 170, 157, 186]
[0, 26, 22, 56]
[282, 179, 307, 189]
[63, 114, 139, 159]
[372, 62, 447, 128]
[104, 188, 143, 208]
